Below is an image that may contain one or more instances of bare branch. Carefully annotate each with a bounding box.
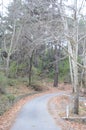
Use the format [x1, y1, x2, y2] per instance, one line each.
[78, 34, 86, 43]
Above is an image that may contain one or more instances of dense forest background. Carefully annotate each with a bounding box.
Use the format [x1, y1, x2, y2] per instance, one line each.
[0, 0, 86, 115]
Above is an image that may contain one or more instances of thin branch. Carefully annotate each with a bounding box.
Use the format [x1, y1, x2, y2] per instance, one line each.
[78, 34, 86, 43]
[49, 55, 68, 66]
[78, 0, 85, 14]
[59, 43, 86, 69]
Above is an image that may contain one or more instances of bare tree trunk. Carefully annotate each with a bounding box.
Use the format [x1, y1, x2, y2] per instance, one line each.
[28, 50, 34, 86]
[68, 41, 79, 114]
[81, 38, 86, 92]
[66, 0, 79, 114]
[53, 45, 59, 87]
[83, 38, 86, 87]
[6, 55, 10, 77]
[6, 21, 16, 77]
[73, 90, 79, 114]
[68, 42, 74, 92]
[73, 0, 79, 114]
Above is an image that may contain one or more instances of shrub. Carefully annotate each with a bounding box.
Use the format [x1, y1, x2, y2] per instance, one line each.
[9, 61, 17, 78]
[7, 94, 15, 104]
[0, 72, 7, 94]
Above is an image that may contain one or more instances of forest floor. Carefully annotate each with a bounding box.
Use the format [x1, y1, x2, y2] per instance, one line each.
[48, 84, 86, 130]
[0, 83, 86, 130]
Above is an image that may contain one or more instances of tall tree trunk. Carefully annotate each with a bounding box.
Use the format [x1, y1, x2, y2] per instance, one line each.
[6, 21, 16, 77]
[33, 50, 39, 67]
[68, 41, 79, 114]
[53, 45, 59, 87]
[68, 42, 74, 92]
[73, 90, 79, 114]
[82, 38, 86, 92]
[73, 58, 79, 114]
[73, 0, 79, 114]
[83, 39, 86, 86]
[6, 55, 10, 77]
[28, 50, 34, 86]
[67, 0, 79, 114]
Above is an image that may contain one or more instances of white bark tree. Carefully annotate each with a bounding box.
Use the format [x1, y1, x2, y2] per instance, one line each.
[3, 0, 23, 76]
[60, 0, 86, 114]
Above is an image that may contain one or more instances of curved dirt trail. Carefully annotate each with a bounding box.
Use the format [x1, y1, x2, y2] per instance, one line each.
[11, 93, 61, 130]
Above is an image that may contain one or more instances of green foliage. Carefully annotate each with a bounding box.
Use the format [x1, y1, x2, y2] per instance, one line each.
[18, 63, 26, 70]
[38, 59, 44, 72]
[19, 77, 29, 83]
[48, 68, 54, 79]
[7, 78, 17, 86]
[0, 72, 7, 88]
[35, 48, 55, 79]
[32, 48, 70, 82]
[6, 94, 15, 103]
[9, 61, 17, 77]
[59, 57, 70, 81]
[0, 94, 15, 115]
[79, 19, 86, 26]
[32, 66, 40, 75]
[0, 95, 8, 115]
[9, 61, 28, 77]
